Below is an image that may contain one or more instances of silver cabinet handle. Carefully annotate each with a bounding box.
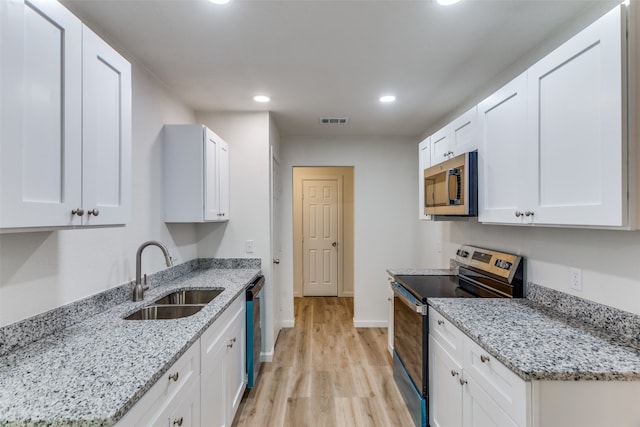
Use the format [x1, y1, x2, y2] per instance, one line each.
[273, 259, 280, 264]
[525, 211, 534, 217]
[515, 211, 523, 217]
[169, 372, 179, 382]
[459, 378, 468, 386]
[450, 370, 459, 377]
[227, 337, 237, 348]
[437, 320, 445, 326]
[72, 208, 84, 216]
[173, 417, 183, 426]
[87, 209, 99, 216]
[480, 354, 490, 363]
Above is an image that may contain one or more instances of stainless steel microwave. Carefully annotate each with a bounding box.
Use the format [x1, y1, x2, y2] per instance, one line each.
[423, 151, 477, 216]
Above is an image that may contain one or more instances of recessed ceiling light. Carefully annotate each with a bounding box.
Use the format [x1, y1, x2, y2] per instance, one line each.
[253, 95, 271, 103]
[436, 0, 461, 5]
[209, 0, 231, 4]
[379, 95, 396, 103]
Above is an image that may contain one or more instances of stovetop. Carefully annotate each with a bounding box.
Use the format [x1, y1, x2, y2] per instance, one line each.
[393, 274, 477, 302]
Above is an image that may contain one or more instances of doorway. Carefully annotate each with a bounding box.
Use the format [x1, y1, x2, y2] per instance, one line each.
[293, 167, 354, 298]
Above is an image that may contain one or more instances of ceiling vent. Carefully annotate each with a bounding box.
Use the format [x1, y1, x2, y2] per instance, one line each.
[319, 117, 349, 125]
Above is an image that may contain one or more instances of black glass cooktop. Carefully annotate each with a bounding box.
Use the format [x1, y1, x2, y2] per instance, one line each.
[394, 274, 478, 302]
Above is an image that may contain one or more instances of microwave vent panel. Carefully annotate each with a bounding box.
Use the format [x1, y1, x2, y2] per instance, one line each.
[319, 117, 349, 124]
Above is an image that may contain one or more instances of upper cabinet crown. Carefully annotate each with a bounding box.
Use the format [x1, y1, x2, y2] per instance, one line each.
[0, 0, 132, 230]
[477, 4, 635, 229]
[164, 125, 230, 223]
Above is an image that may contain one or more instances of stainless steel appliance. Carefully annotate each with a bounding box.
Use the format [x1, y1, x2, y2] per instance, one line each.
[391, 245, 523, 427]
[423, 151, 477, 217]
[246, 275, 265, 388]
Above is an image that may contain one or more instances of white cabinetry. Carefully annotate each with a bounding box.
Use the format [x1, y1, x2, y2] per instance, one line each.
[418, 137, 431, 220]
[164, 125, 230, 223]
[201, 294, 246, 427]
[0, 0, 131, 229]
[116, 343, 201, 427]
[477, 73, 529, 225]
[479, 5, 629, 228]
[430, 106, 478, 167]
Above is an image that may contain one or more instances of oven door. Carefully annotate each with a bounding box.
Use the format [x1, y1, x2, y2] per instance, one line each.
[392, 282, 427, 396]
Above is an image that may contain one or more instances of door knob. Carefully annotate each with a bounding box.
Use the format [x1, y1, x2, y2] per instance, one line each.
[273, 259, 280, 264]
[332, 242, 337, 247]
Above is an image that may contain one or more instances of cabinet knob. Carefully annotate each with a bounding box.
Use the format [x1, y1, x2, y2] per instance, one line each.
[437, 320, 445, 326]
[173, 417, 184, 426]
[87, 209, 100, 216]
[480, 354, 490, 363]
[450, 370, 459, 377]
[273, 259, 280, 264]
[168, 372, 179, 382]
[525, 211, 534, 217]
[227, 337, 237, 348]
[72, 208, 84, 216]
[459, 378, 468, 386]
[515, 211, 523, 217]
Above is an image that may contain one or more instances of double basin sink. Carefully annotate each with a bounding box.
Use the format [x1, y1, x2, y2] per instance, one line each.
[124, 289, 223, 320]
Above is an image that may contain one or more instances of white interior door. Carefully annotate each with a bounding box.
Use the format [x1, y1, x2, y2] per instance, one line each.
[271, 152, 282, 331]
[302, 179, 339, 296]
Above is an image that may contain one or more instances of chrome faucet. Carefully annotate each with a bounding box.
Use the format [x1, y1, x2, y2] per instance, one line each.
[133, 240, 173, 302]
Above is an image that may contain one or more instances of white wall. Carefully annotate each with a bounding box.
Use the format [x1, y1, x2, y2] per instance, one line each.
[280, 135, 431, 327]
[0, 64, 198, 327]
[194, 111, 278, 357]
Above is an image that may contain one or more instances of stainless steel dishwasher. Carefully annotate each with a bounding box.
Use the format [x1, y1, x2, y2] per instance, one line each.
[246, 275, 265, 388]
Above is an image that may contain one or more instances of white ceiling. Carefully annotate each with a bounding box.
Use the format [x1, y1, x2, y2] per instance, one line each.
[62, 0, 619, 138]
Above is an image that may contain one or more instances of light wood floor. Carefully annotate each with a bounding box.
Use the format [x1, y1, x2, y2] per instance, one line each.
[233, 297, 414, 427]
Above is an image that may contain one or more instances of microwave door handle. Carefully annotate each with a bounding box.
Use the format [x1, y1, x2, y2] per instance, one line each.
[446, 168, 462, 205]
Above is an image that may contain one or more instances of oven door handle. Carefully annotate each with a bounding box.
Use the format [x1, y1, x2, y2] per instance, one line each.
[391, 282, 426, 314]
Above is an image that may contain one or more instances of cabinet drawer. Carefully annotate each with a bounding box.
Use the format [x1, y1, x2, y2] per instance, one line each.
[463, 338, 529, 425]
[429, 307, 464, 363]
[117, 343, 200, 427]
[201, 294, 245, 358]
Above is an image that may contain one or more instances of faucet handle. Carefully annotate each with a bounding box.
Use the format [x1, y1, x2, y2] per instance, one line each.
[144, 274, 147, 285]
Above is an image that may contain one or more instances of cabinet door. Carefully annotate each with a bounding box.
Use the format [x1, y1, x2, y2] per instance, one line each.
[463, 374, 519, 427]
[218, 139, 230, 220]
[0, 0, 82, 228]
[163, 378, 201, 427]
[201, 324, 227, 427]
[225, 299, 246, 422]
[204, 128, 220, 221]
[82, 25, 132, 226]
[431, 127, 451, 166]
[527, 5, 625, 226]
[478, 73, 530, 225]
[418, 138, 431, 220]
[429, 337, 463, 427]
[450, 106, 478, 156]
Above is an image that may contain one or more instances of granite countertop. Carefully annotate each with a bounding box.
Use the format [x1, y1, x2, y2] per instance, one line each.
[386, 268, 454, 276]
[0, 266, 260, 427]
[428, 298, 640, 382]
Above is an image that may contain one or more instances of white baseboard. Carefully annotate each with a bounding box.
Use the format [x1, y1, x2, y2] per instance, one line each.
[281, 319, 295, 328]
[260, 349, 274, 363]
[353, 320, 388, 328]
[388, 343, 394, 357]
[339, 291, 354, 297]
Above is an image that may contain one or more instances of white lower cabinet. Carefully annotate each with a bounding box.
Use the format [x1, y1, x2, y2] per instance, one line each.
[201, 294, 247, 427]
[429, 307, 640, 427]
[117, 295, 247, 427]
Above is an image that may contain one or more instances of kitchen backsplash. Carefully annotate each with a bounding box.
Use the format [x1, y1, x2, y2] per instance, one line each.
[0, 258, 261, 357]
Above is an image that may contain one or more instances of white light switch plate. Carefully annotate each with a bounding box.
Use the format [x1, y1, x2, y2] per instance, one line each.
[569, 267, 582, 292]
[245, 240, 255, 253]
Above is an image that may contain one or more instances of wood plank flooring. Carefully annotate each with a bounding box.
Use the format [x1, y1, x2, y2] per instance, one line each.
[233, 297, 414, 427]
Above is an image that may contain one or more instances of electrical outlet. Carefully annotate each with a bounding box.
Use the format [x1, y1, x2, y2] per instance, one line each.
[569, 267, 583, 292]
[245, 240, 255, 254]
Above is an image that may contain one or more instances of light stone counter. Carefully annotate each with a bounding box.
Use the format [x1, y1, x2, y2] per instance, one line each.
[0, 263, 260, 427]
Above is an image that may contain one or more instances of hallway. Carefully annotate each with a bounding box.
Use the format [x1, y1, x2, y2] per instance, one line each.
[233, 297, 414, 426]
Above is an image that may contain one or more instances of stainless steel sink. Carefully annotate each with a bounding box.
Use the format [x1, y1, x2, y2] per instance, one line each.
[124, 304, 204, 320]
[153, 289, 223, 305]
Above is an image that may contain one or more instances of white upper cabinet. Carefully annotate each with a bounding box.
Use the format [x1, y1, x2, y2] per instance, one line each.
[0, 0, 131, 230]
[526, 5, 625, 227]
[1, 0, 82, 228]
[82, 26, 132, 226]
[430, 106, 478, 167]
[478, 73, 529, 225]
[479, 4, 629, 228]
[418, 137, 431, 220]
[164, 125, 230, 223]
